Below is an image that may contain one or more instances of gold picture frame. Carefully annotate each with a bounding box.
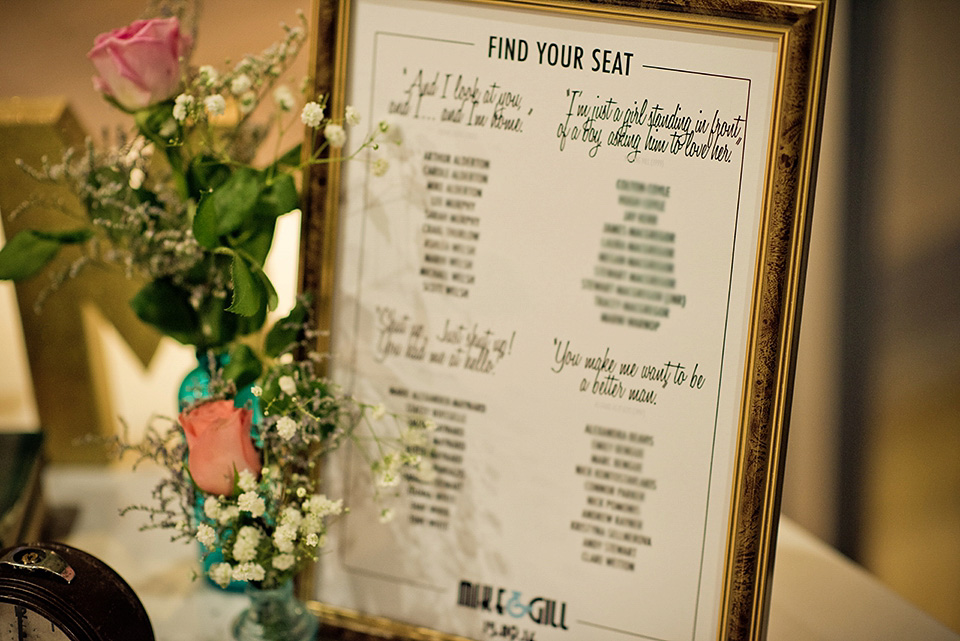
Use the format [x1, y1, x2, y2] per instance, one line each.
[300, 0, 833, 639]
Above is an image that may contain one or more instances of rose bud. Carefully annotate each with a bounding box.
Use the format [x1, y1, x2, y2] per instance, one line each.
[179, 399, 260, 495]
[87, 17, 191, 111]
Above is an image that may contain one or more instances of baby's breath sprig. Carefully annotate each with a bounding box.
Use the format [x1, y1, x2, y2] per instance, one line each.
[107, 295, 432, 589]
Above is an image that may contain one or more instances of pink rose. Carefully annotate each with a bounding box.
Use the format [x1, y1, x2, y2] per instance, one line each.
[180, 400, 260, 495]
[87, 17, 191, 111]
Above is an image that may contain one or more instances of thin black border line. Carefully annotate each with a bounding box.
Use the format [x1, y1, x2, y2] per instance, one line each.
[689, 74, 750, 641]
[579, 619, 674, 641]
[643, 64, 753, 84]
[374, 30, 474, 46]
[344, 565, 449, 592]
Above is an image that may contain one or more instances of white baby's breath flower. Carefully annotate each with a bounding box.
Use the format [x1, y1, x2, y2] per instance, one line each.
[400, 426, 427, 448]
[378, 508, 395, 523]
[232, 526, 261, 562]
[273, 523, 298, 553]
[378, 120, 390, 133]
[374, 453, 402, 488]
[305, 494, 343, 517]
[416, 460, 438, 483]
[196, 523, 217, 549]
[274, 85, 296, 111]
[230, 73, 252, 95]
[301, 512, 324, 536]
[203, 496, 221, 520]
[239, 91, 257, 115]
[376, 469, 400, 488]
[218, 505, 240, 524]
[158, 118, 178, 138]
[324, 123, 346, 148]
[232, 562, 265, 582]
[204, 94, 226, 117]
[237, 470, 258, 493]
[251, 385, 263, 398]
[371, 157, 389, 177]
[280, 507, 303, 527]
[345, 105, 361, 126]
[278, 375, 297, 396]
[238, 491, 266, 517]
[125, 139, 148, 165]
[272, 553, 296, 571]
[172, 94, 194, 121]
[198, 65, 219, 86]
[276, 415, 298, 440]
[305, 533, 320, 547]
[234, 57, 254, 74]
[128, 167, 145, 190]
[300, 101, 324, 128]
[209, 563, 234, 588]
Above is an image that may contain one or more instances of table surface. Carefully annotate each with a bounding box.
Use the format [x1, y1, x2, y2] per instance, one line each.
[37, 465, 958, 641]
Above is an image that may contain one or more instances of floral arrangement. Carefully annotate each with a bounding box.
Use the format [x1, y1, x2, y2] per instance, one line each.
[110, 296, 435, 589]
[0, 8, 392, 359]
[1, 5, 416, 595]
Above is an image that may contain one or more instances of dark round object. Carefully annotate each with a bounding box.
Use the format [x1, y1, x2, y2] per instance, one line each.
[0, 542, 154, 641]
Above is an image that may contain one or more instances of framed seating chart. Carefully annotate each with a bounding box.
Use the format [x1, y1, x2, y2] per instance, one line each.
[300, 0, 833, 639]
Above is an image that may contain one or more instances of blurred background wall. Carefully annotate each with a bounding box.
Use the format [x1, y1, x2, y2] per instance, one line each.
[1, 0, 957, 633]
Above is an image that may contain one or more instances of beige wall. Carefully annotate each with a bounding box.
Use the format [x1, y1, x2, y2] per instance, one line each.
[860, 0, 960, 630]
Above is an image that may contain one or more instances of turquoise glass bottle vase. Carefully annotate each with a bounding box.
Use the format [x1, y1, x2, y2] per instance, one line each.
[233, 581, 320, 641]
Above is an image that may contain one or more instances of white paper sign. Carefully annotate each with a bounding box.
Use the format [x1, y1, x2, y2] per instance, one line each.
[319, 1, 779, 639]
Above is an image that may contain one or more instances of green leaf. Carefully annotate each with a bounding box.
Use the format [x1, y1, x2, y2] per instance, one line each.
[227, 253, 262, 317]
[129, 279, 201, 344]
[213, 168, 262, 235]
[192, 194, 220, 249]
[257, 173, 299, 219]
[235, 218, 276, 267]
[193, 168, 261, 247]
[187, 155, 232, 195]
[0, 231, 61, 281]
[35, 228, 95, 244]
[0, 228, 92, 281]
[261, 270, 278, 313]
[223, 343, 262, 390]
[236, 298, 268, 337]
[195, 295, 240, 349]
[265, 296, 309, 358]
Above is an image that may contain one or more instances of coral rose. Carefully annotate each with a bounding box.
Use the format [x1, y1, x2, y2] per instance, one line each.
[87, 17, 190, 111]
[180, 400, 260, 495]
